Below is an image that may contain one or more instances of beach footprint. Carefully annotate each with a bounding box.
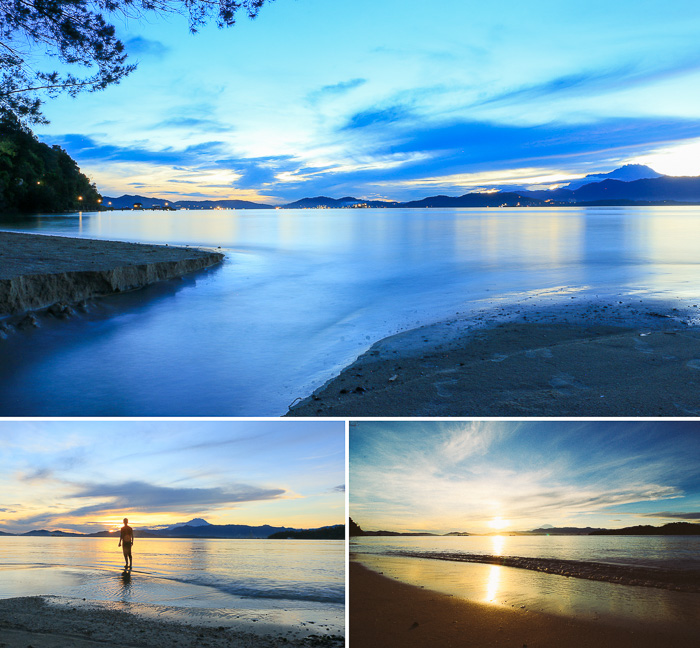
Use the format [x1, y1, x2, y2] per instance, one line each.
[435, 379, 458, 398]
[549, 372, 587, 392]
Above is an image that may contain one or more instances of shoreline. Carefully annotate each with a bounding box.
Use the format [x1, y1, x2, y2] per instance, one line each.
[287, 297, 700, 416]
[388, 550, 700, 592]
[0, 595, 344, 648]
[349, 560, 699, 648]
[0, 231, 224, 319]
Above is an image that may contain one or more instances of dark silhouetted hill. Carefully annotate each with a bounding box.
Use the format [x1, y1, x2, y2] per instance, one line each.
[282, 196, 398, 208]
[523, 526, 605, 535]
[349, 518, 364, 536]
[6, 520, 340, 539]
[402, 192, 545, 208]
[347, 519, 437, 536]
[589, 522, 700, 535]
[102, 195, 273, 210]
[21, 529, 84, 537]
[0, 111, 101, 213]
[268, 524, 345, 539]
[148, 523, 295, 539]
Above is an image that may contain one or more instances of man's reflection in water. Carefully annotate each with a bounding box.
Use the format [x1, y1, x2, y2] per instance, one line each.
[118, 569, 133, 598]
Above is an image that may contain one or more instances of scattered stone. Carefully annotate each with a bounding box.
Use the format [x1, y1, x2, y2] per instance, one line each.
[16, 314, 39, 329]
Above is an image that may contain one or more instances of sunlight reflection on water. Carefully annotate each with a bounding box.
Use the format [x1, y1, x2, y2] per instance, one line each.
[354, 554, 700, 634]
[0, 537, 345, 608]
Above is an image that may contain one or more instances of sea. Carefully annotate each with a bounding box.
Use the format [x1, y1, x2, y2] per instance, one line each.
[0, 536, 344, 630]
[2, 205, 700, 415]
[352, 534, 700, 572]
[351, 535, 700, 634]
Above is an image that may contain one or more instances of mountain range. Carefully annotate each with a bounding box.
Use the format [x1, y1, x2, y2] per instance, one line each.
[349, 518, 700, 536]
[2, 518, 344, 540]
[103, 165, 700, 210]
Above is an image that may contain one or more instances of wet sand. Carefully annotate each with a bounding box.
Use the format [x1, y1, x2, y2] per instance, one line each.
[0, 231, 224, 316]
[350, 561, 699, 648]
[0, 596, 343, 648]
[390, 550, 700, 592]
[288, 299, 700, 416]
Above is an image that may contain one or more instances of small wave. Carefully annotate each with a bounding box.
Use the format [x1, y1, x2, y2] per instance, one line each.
[390, 551, 700, 593]
[148, 572, 344, 605]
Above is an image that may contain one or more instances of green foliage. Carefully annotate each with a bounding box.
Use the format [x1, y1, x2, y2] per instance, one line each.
[0, 1, 271, 123]
[0, 110, 101, 212]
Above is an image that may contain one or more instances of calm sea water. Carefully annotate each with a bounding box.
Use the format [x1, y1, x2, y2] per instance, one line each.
[2, 206, 700, 415]
[351, 534, 700, 572]
[0, 537, 344, 610]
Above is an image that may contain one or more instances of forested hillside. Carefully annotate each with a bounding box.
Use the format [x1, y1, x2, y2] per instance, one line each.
[0, 112, 101, 213]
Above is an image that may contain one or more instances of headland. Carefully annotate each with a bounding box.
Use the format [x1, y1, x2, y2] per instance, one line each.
[0, 231, 224, 318]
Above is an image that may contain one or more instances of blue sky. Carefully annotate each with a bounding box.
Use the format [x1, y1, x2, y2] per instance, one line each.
[0, 420, 344, 534]
[31, 1, 700, 202]
[350, 421, 700, 534]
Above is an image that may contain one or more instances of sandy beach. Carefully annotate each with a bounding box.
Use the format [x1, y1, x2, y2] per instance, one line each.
[0, 231, 224, 317]
[0, 596, 343, 648]
[288, 298, 700, 416]
[350, 560, 699, 648]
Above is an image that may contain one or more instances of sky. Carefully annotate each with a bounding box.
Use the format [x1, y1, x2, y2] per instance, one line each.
[0, 420, 345, 534]
[350, 420, 700, 534]
[27, 0, 700, 203]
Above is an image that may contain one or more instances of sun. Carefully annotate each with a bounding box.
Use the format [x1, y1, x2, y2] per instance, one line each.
[488, 517, 511, 530]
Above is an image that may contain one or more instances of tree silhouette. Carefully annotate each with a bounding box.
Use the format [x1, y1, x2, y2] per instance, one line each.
[0, 109, 101, 212]
[0, 1, 271, 123]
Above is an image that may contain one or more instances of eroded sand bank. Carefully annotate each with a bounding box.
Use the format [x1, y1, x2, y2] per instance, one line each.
[349, 561, 699, 648]
[287, 299, 700, 416]
[0, 231, 224, 316]
[0, 596, 343, 648]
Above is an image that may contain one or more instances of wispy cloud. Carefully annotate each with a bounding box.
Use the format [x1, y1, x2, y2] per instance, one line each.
[642, 511, 700, 520]
[70, 480, 286, 511]
[154, 117, 233, 133]
[45, 134, 228, 167]
[11, 480, 287, 527]
[342, 104, 414, 130]
[474, 53, 700, 108]
[350, 421, 700, 533]
[308, 78, 367, 103]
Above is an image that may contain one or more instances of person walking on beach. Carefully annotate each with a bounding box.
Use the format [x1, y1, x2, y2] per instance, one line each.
[118, 518, 134, 570]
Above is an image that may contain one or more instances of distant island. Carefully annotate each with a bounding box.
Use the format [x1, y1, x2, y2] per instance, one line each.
[2, 518, 345, 540]
[103, 165, 700, 211]
[349, 518, 700, 536]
